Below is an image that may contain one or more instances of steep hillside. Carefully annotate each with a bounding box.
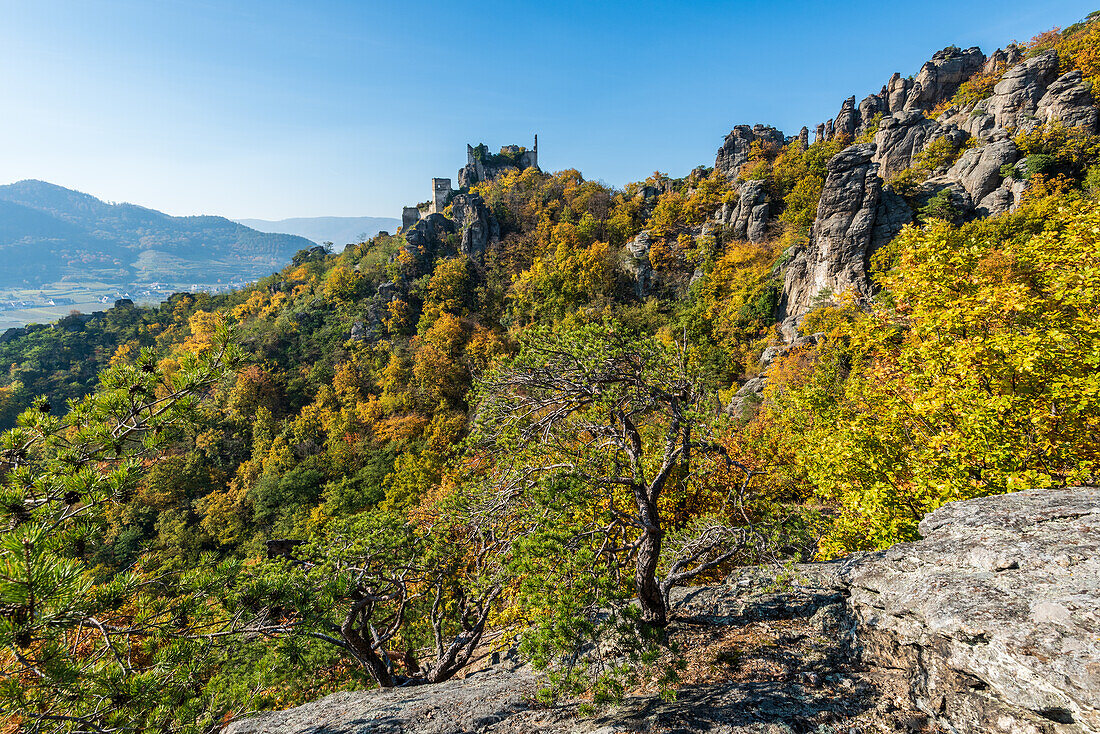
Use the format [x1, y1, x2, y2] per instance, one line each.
[0, 180, 316, 287]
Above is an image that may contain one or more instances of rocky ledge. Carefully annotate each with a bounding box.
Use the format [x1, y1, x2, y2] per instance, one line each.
[226, 488, 1099, 733]
[844, 487, 1100, 734]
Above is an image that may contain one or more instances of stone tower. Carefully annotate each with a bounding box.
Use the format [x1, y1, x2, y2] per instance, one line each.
[430, 178, 453, 213]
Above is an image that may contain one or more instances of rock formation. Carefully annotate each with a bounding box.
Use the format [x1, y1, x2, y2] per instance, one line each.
[448, 191, 499, 264]
[941, 138, 1018, 213]
[715, 124, 785, 177]
[224, 488, 1100, 734]
[718, 179, 771, 242]
[757, 43, 1098, 329]
[985, 49, 1061, 131]
[858, 93, 885, 136]
[833, 96, 860, 140]
[871, 111, 951, 180]
[621, 230, 654, 299]
[1037, 70, 1100, 134]
[844, 487, 1100, 734]
[779, 144, 882, 321]
[904, 46, 986, 111]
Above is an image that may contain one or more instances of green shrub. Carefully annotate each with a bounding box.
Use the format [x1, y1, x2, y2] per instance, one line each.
[1085, 164, 1100, 193]
[1024, 154, 1057, 178]
[919, 189, 960, 223]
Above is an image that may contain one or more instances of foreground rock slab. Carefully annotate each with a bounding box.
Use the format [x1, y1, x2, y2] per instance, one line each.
[225, 565, 916, 733]
[844, 487, 1100, 734]
[226, 488, 1099, 733]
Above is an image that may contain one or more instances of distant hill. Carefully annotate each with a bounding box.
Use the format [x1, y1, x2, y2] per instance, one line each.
[0, 180, 316, 288]
[235, 216, 401, 250]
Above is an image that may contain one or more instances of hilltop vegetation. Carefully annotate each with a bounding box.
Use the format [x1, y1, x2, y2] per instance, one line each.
[1, 14, 1099, 733]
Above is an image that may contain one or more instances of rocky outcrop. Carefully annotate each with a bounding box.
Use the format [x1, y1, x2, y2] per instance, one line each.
[224, 565, 919, 734]
[622, 230, 654, 299]
[448, 192, 499, 264]
[904, 46, 986, 111]
[844, 487, 1100, 734]
[716, 39, 1097, 326]
[779, 144, 882, 320]
[719, 179, 771, 242]
[985, 49, 1061, 131]
[401, 213, 457, 276]
[716, 124, 785, 177]
[726, 375, 768, 419]
[872, 111, 950, 179]
[886, 73, 912, 113]
[941, 138, 1018, 213]
[858, 94, 886, 135]
[1037, 70, 1100, 134]
[224, 489, 1099, 734]
[833, 96, 860, 140]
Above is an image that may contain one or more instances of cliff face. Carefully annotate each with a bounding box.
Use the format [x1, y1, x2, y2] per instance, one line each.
[710, 43, 1099, 333]
[225, 488, 1100, 734]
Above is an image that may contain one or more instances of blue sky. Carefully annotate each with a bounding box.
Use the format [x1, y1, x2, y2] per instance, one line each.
[1, 0, 1096, 220]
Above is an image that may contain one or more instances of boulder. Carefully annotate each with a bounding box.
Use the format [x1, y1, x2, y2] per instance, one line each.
[349, 321, 368, 342]
[1036, 70, 1100, 135]
[945, 138, 1018, 204]
[985, 49, 1060, 130]
[759, 332, 821, 369]
[844, 487, 1100, 734]
[886, 72, 913, 112]
[982, 45, 1023, 76]
[725, 375, 768, 419]
[959, 107, 998, 140]
[977, 177, 1018, 217]
[400, 213, 458, 279]
[779, 144, 881, 319]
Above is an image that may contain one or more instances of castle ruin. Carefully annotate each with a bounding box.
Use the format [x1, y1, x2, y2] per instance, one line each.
[401, 137, 539, 232]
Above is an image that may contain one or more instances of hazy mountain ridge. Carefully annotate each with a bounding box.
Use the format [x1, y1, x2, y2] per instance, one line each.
[0, 180, 316, 288]
[235, 215, 401, 249]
